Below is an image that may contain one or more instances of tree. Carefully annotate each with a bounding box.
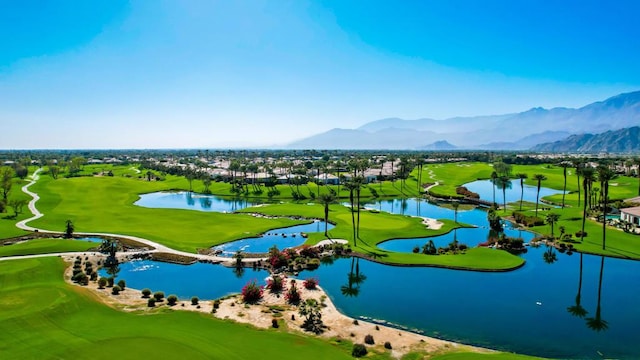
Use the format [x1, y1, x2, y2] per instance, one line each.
[545, 213, 560, 239]
[559, 161, 571, 208]
[495, 175, 512, 213]
[516, 173, 528, 211]
[533, 174, 547, 217]
[0, 166, 15, 203]
[586, 257, 608, 332]
[318, 193, 336, 237]
[8, 199, 27, 218]
[635, 157, 640, 196]
[202, 175, 212, 194]
[298, 298, 323, 334]
[490, 171, 498, 205]
[64, 220, 74, 238]
[573, 160, 583, 207]
[451, 201, 460, 223]
[579, 167, 595, 242]
[597, 165, 616, 250]
[343, 180, 358, 246]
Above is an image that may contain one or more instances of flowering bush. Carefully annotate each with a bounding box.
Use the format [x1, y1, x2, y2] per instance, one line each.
[267, 275, 284, 293]
[303, 277, 318, 290]
[285, 283, 301, 304]
[299, 245, 320, 258]
[268, 246, 289, 269]
[242, 280, 264, 303]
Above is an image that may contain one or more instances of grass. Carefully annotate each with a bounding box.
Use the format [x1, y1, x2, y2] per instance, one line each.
[0, 238, 97, 257]
[0, 174, 33, 239]
[0, 257, 353, 359]
[239, 203, 525, 271]
[27, 173, 307, 253]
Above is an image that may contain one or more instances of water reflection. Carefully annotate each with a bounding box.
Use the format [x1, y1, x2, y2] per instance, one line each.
[341, 257, 366, 298]
[567, 253, 588, 318]
[586, 256, 608, 332]
[135, 191, 263, 212]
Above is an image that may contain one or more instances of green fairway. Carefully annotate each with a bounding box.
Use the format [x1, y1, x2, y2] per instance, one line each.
[0, 238, 97, 257]
[0, 257, 353, 359]
[239, 203, 525, 271]
[0, 175, 32, 239]
[417, 162, 494, 198]
[27, 174, 308, 253]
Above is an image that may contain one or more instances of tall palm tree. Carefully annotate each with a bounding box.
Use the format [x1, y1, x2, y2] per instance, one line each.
[573, 160, 583, 207]
[516, 173, 528, 211]
[355, 176, 364, 239]
[635, 157, 640, 196]
[596, 165, 616, 250]
[586, 256, 608, 332]
[495, 175, 512, 213]
[533, 174, 547, 217]
[318, 193, 336, 237]
[580, 167, 595, 242]
[343, 180, 357, 246]
[490, 171, 498, 205]
[545, 213, 560, 239]
[559, 161, 571, 208]
[567, 253, 588, 318]
[452, 201, 460, 223]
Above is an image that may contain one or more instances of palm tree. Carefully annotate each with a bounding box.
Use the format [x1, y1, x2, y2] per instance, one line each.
[597, 165, 616, 250]
[573, 160, 583, 207]
[567, 253, 588, 318]
[559, 161, 571, 208]
[516, 173, 528, 211]
[354, 176, 365, 239]
[343, 180, 357, 246]
[533, 174, 547, 217]
[586, 256, 608, 332]
[318, 193, 336, 237]
[490, 171, 498, 205]
[635, 157, 640, 196]
[545, 213, 560, 239]
[452, 201, 460, 223]
[580, 167, 595, 242]
[495, 175, 512, 213]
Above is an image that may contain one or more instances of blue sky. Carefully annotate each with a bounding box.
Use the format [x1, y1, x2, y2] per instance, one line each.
[2, 0, 639, 149]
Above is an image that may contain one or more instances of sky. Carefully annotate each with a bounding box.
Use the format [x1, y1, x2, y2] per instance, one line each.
[2, 0, 639, 149]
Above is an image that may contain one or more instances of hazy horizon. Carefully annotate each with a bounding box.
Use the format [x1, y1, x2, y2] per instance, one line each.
[3, 1, 639, 149]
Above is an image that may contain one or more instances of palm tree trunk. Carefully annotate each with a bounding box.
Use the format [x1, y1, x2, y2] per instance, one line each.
[562, 168, 567, 208]
[535, 183, 541, 217]
[602, 183, 608, 250]
[581, 180, 588, 242]
[324, 204, 329, 237]
[519, 178, 524, 211]
[576, 171, 581, 207]
[356, 188, 361, 238]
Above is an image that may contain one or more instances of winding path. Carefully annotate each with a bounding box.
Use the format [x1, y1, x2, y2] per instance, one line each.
[6, 168, 234, 263]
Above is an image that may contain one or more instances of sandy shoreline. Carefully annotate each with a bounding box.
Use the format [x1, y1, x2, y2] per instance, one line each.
[64, 254, 493, 358]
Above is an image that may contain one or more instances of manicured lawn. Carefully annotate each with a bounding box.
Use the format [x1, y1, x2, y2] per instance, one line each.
[239, 203, 525, 271]
[0, 257, 353, 359]
[0, 238, 97, 257]
[28, 174, 308, 253]
[417, 162, 494, 197]
[0, 175, 33, 239]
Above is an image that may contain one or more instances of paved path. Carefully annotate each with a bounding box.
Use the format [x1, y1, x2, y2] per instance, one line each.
[8, 168, 235, 264]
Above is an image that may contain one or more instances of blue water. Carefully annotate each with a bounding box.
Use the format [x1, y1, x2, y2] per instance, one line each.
[464, 179, 563, 205]
[305, 252, 640, 359]
[78, 237, 104, 243]
[135, 191, 263, 212]
[212, 221, 335, 256]
[99, 260, 269, 300]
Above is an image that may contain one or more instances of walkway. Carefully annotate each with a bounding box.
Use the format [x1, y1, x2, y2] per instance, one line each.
[8, 168, 235, 264]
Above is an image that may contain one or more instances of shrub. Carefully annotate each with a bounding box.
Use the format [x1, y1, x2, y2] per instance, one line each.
[272, 319, 279, 328]
[167, 295, 178, 306]
[267, 276, 284, 293]
[117, 279, 126, 290]
[107, 277, 115, 287]
[299, 245, 319, 258]
[213, 299, 221, 309]
[147, 298, 156, 307]
[153, 291, 165, 301]
[364, 334, 374, 345]
[72, 272, 87, 284]
[141, 288, 152, 298]
[191, 296, 199, 305]
[306, 258, 321, 269]
[242, 280, 264, 303]
[98, 277, 108, 289]
[352, 344, 368, 358]
[575, 230, 588, 238]
[111, 285, 121, 295]
[384, 341, 392, 349]
[303, 277, 318, 290]
[89, 271, 98, 281]
[285, 283, 301, 304]
[412, 245, 419, 253]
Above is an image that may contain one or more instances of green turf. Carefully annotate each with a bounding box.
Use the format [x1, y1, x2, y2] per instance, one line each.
[0, 257, 353, 360]
[0, 239, 97, 257]
[0, 174, 33, 239]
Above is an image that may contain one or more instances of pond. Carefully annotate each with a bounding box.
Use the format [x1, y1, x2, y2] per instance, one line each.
[463, 179, 563, 205]
[99, 260, 269, 300]
[212, 221, 335, 256]
[135, 191, 263, 212]
[305, 250, 640, 359]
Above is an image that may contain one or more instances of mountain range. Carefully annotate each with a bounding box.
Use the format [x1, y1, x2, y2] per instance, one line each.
[532, 126, 640, 153]
[286, 91, 640, 151]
